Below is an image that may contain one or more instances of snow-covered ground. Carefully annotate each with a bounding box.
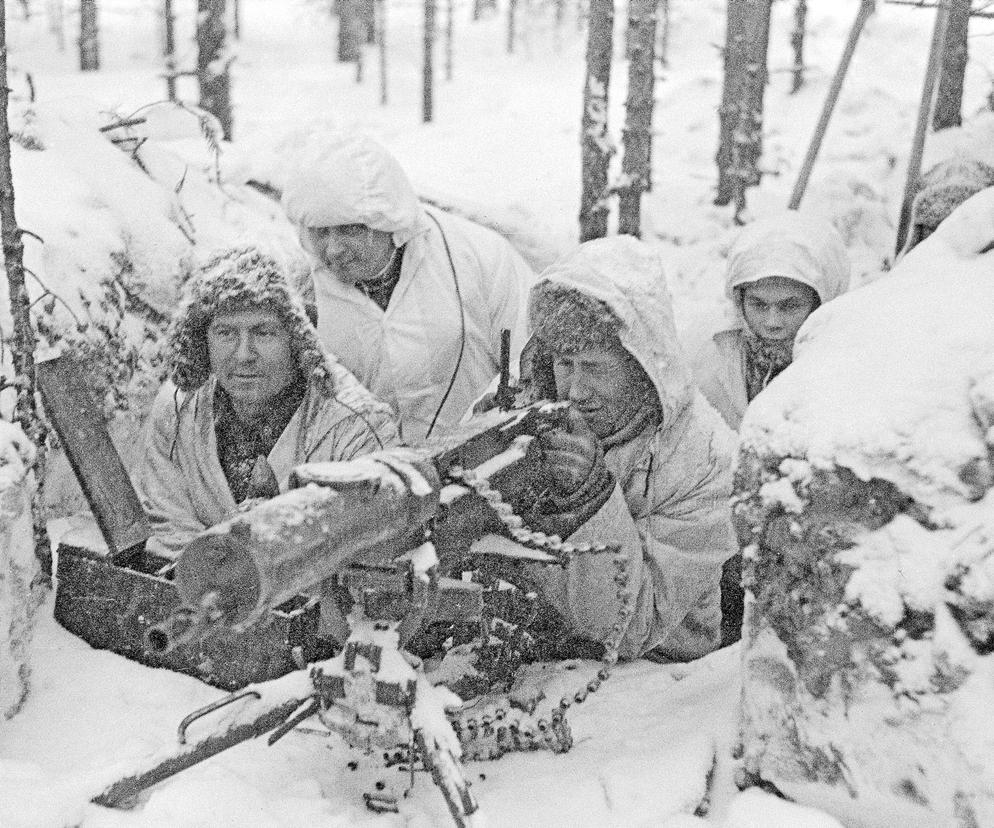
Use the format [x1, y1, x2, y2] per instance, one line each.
[2, 0, 994, 825]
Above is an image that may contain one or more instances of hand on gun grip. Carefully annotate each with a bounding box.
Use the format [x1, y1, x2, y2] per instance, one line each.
[528, 407, 612, 512]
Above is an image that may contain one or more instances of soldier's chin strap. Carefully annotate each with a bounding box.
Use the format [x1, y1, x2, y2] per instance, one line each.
[424, 211, 466, 440]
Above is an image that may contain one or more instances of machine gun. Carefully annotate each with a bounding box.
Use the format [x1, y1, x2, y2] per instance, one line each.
[86, 400, 636, 826]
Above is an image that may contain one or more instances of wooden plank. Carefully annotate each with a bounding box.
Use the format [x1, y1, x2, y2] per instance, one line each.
[37, 353, 150, 556]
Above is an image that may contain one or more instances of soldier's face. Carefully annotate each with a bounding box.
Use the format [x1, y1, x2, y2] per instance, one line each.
[299, 224, 395, 286]
[551, 340, 649, 439]
[740, 277, 818, 342]
[207, 308, 297, 408]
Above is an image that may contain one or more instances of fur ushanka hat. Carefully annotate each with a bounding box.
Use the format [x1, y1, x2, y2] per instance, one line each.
[167, 246, 331, 393]
[530, 282, 624, 353]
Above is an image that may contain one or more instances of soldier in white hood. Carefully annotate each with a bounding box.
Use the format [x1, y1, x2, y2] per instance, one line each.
[520, 236, 738, 661]
[282, 134, 535, 443]
[689, 212, 851, 431]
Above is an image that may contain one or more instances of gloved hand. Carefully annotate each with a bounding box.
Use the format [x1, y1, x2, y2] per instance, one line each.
[528, 407, 613, 515]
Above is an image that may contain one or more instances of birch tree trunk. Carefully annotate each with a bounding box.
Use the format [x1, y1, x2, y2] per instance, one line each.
[714, 0, 772, 219]
[197, 0, 232, 140]
[78, 0, 99, 71]
[423, 0, 435, 123]
[790, 0, 806, 94]
[932, 0, 970, 131]
[618, 0, 658, 238]
[578, 0, 614, 242]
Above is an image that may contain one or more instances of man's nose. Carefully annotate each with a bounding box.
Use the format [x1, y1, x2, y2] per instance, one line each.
[566, 373, 592, 403]
[765, 308, 784, 329]
[234, 332, 257, 361]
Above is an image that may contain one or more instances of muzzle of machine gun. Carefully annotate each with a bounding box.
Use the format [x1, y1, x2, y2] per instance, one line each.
[144, 590, 229, 655]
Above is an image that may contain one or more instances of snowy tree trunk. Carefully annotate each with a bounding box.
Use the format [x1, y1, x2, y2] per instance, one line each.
[232, 0, 240, 39]
[714, 0, 772, 219]
[197, 0, 232, 141]
[932, 0, 970, 131]
[445, 0, 453, 81]
[0, 4, 43, 721]
[337, 0, 361, 62]
[789, 0, 806, 94]
[78, 0, 99, 71]
[618, 0, 658, 238]
[578, 0, 614, 242]
[377, 0, 387, 104]
[164, 0, 177, 102]
[362, 0, 375, 44]
[0, 8, 43, 448]
[507, 0, 517, 54]
[423, 0, 435, 123]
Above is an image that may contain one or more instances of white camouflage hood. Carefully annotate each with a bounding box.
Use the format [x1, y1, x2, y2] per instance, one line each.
[281, 133, 427, 249]
[724, 210, 850, 317]
[529, 236, 694, 427]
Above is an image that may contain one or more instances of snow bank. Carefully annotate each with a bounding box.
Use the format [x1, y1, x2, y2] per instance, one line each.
[735, 188, 994, 825]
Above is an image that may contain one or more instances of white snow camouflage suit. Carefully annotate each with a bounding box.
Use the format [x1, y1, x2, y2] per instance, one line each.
[282, 133, 536, 443]
[526, 237, 739, 661]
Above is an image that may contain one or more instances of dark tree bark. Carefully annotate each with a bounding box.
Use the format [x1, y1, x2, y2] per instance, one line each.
[423, 0, 435, 123]
[932, 0, 970, 130]
[337, 0, 361, 62]
[79, 0, 99, 71]
[618, 0, 658, 238]
[232, 0, 240, 39]
[507, 0, 517, 54]
[790, 0, 806, 94]
[164, 0, 177, 102]
[578, 0, 614, 242]
[714, 0, 772, 219]
[197, 0, 232, 141]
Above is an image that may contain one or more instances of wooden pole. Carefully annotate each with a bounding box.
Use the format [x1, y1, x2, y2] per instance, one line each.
[787, 0, 875, 210]
[894, 0, 951, 255]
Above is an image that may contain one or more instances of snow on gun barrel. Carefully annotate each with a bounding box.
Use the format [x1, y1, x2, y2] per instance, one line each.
[145, 448, 441, 654]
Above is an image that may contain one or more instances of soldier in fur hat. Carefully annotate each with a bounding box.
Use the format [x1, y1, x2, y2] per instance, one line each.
[135, 246, 400, 558]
